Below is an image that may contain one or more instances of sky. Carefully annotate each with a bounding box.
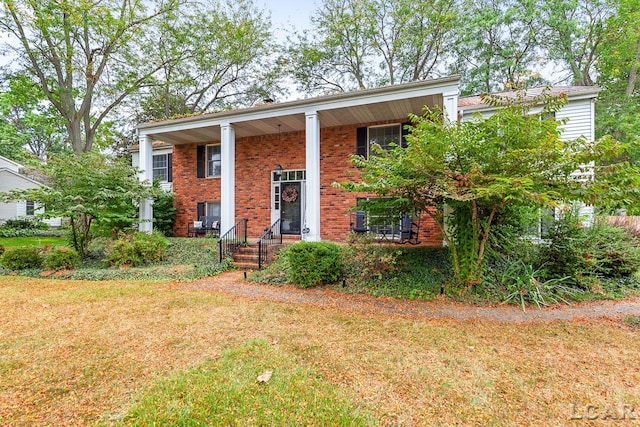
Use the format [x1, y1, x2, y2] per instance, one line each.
[262, 0, 317, 37]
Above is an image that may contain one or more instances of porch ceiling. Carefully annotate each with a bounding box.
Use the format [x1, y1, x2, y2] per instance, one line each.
[139, 76, 460, 145]
[146, 94, 441, 145]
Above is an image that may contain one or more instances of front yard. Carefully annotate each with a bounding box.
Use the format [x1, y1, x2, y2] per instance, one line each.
[1, 277, 639, 425]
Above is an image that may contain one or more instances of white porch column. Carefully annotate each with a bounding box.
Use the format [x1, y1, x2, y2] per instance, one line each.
[304, 111, 321, 241]
[442, 89, 459, 246]
[220, 122, 235, 234]
[443, 89, 459, 124]
[138, 133, 153, 233]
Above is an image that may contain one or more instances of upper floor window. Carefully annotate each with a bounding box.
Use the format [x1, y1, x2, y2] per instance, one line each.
[152, 153, 172, 182]
[207, 144, 221, 177]
[369, 124, 402, 154]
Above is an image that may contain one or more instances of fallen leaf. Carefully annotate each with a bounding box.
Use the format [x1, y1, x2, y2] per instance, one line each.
[257, 370, 272, 383]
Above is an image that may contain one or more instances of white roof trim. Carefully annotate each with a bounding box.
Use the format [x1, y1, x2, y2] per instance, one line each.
[0, 167, 49, 188]
[460, 88, 600, 115]
[138, 76, 460, 136]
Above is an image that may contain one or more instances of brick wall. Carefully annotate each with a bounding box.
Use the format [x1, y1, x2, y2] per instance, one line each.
[171, 122, 443, 245]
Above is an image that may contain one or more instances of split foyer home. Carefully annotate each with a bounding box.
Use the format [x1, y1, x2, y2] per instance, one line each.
[134, 77, 599, 245]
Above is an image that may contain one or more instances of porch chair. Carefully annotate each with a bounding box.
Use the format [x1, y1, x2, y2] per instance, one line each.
[350, 210, 369, 234]
[398, 213, 420, 244]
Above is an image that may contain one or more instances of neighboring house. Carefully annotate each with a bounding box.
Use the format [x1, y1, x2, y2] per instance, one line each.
[459, 86, 600, 231]
[0, 156, 61, 227]
[134, 79, 599, 244]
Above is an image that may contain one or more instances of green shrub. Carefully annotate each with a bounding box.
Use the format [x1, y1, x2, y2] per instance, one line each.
[2, 218, 48, 230]
[287, 242, 342, 288]
[108, 238, 140, 267]
[152, 189, 176, 236]
[45, 247, 80, 271]
[0, 244, 4, 256]
[0, 228, 62, 238]
[133, 231, 168, 263]
[107, 231, 168, 267]
[538, 216, 640, 287]
[1, 247, 43, 270]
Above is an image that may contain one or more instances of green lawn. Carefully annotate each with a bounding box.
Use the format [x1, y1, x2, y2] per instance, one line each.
[0, 236, 68, 248]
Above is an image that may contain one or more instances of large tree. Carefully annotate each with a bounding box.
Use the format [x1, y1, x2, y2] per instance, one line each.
[452, 0, 547, 95]
[136, 0, 279, 121]
[0, 0, 180, 153]
[340, 90, 638, 287]
[286, 0, 457, 94]
[538, 0, 612, 86]
[0, 73, 67, 161]
[595, 0, 640, 141]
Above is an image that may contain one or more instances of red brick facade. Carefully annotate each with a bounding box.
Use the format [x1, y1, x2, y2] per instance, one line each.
[172, 122, 443, 245]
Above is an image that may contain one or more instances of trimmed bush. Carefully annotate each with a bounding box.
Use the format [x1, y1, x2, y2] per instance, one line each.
[45, 247, 80, 271]
[287, 242, 342, 288]
[1, 247, 44, 270]
[107, 231, 168, 267]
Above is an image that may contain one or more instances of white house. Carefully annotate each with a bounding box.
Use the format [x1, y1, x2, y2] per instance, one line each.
[0, 156, 62, 227]
[459, 86, 601, 230]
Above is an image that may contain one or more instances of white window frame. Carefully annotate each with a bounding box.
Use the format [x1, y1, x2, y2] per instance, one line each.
[152, 154, 170, 182]
[368, 123, 402, 156]
[206, 144, 221, 178]
[25, 200, 35, 216]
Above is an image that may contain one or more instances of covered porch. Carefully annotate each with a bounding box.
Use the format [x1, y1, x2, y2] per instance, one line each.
[135, 76, 460, 242]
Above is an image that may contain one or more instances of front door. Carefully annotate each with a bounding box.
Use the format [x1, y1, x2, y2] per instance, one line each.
[280, 182, 302, 234]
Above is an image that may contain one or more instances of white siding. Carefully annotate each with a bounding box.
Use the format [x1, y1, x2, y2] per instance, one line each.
[556, 99, 594, 142]
[132, 147, 173, 193]
[0, 169, 62, 225]
[0, 202, 17, 220]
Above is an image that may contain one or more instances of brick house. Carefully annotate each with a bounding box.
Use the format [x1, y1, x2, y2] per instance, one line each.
[136, 76, 460, 244]
[135, 79, 599, 244]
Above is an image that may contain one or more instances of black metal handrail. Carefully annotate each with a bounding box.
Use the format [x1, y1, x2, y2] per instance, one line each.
[257, 218, 282, 269]
[219, 219, 248, 263]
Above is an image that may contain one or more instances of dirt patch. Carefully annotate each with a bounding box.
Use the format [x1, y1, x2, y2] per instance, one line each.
[185, 271, 640, 322]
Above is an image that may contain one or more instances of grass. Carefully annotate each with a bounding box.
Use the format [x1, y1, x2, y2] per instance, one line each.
[1, 276, 640, 425]
[118, 340, 372, 426]
[0, 236, 68, 248]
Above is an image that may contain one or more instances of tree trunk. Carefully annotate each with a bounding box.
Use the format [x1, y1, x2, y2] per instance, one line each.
[626, 37, 640, 96]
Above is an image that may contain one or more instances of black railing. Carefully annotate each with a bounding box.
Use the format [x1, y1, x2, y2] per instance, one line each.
[219, 219, 248, 263]
[257, 218, 282, 269]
